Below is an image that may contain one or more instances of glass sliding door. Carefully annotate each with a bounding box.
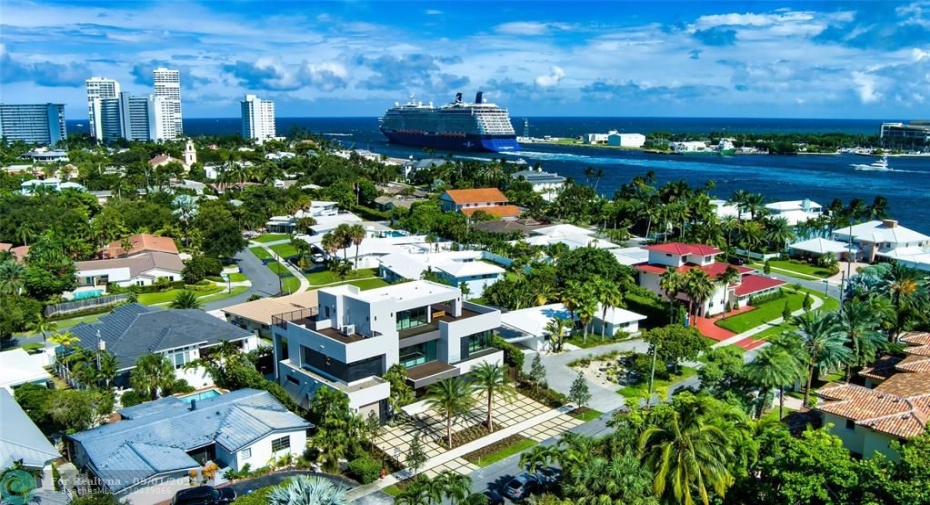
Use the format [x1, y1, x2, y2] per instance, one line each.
[396, 306, 427, 330]
[399, 340, 437, 368]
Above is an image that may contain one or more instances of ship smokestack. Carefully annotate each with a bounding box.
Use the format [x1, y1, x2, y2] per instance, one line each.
[475, 91, 484, 104]
[455, 92, 462, 103]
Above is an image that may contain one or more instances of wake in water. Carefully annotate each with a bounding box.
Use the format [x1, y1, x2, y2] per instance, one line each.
[322, 133, 353, 136]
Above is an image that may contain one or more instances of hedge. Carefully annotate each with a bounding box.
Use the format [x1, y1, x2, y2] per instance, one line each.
[624, 289, 671, 328]
[749, 289, 786, 306]
[348, 457, 381, 484]
[492, 335, 525, 376]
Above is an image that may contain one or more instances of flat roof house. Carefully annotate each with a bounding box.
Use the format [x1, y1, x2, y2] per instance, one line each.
[834, 219, 930, 263]
[0, 348, 52, 393]
[378, 250, 506, 299]
[68, 304, 257, 390]
[222, 291, 319, 338]
[439, 188, 522, 219]
[271, 281, 503, 420]
[635, 242, 785, 317]
[68, 389, 311, 499]
[764, 199, 823, 226]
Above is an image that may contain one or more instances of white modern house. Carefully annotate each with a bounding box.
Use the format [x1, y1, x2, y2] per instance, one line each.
[499, 302, 646, 352]
[525, 224, 622, 250]
[511, 168, 566, 202]
[788, 237, 859, 261]
[378, 250, 507, 298]
[74, 251, 184, 290]
[635, 243, 785, 317]
[0, 348, 52, 393]
[271, 281, 503, 421]
[68, 389, 310, 500]
[764, 199, 823, 226]
[834, 219, 930, 263]
[21, 178, 86, 195]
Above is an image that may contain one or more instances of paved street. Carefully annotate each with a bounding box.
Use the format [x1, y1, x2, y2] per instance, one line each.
[201, 248, 281, 311]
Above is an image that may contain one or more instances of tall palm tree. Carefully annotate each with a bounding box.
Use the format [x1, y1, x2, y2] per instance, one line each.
[347, 224, 366, 269]
[470, 362, 516, 431]
[97, 351, 120, 389]
[596, 278, 625, 341]
[836, 299, 887, 380]
[792, 311, 851, 406]
[745, 192, 766, 221]
[685, 269, 715, 318]
[130, 353, 176, 400]
[716, 266, 742, 313]
[880, 262, 928, 342]
[561, 280, 583, 325]
[545, 317, 570, 353]
[395, 479, 430, 505]
[425, 377, 475, 449]
[519, 444, 557, 474]
[0, 259, 27, 295]
[659, 267, 685, 321]
[49, 331, 80, 349]
[765, 216, 795, 252]
[577, 292, 597, 343]
[434, 471, 472, 505]
[30, 317, 58, 343]
[727, 189, 750, 222]
[170, 290, 202, 310]
[743, 337, 804, 419]
[639, 395, 735, 505]
[267, 475, 348, 505]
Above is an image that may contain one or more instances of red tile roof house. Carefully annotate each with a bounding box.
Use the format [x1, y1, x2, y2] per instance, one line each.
[817, 332, 930, 460]
[439, 188, 522, 219]
[635, 242, 786, 317]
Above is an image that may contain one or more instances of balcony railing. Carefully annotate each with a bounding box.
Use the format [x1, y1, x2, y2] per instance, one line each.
[272, 307, 319, 330]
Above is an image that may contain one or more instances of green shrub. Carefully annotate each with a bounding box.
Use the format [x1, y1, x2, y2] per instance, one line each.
[749, 290, 786, 306]
[119, 390, 148, 408]
[348, 456, 382, 484]
[492, 335, 524, 376]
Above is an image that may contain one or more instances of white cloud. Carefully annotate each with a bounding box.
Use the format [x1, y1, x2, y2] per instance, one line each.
[851, 71, 882, 103]
[495, 22, 555, 36]
[535, 66, 565, 87]
[693, 11, 815, 29]
[425, 9, 442, 15]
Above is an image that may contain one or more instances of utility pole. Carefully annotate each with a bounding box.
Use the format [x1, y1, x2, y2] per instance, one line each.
[648, 342, 659, 407]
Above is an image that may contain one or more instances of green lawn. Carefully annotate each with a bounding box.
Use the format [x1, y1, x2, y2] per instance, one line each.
[281, 276, 301, 294]
[716, 290, 806, 333]
[751, 259, 833, 279]
[52, 312, 107, 328]
[564, 332, 626, 349]
[200, 286, 249, 302]
[618, 366, 697, 402]
[754, 321, 795, 340]
[471, 438, 538, 467]
[761, 406, 796, 423]
[227, 272, 248, 282]
[305, 268, 379, 286]
[750, 287, 839, 340]
[349, 278, 389, 290]
[265, 261, 291, 275]
[383, 485, 403, 497]
[252, 233, 290, 243]
[569, 408, 603, 422]
[269, 243, 299, 258]
[137, 287, 222, 305]
[248, 246, 273, 260]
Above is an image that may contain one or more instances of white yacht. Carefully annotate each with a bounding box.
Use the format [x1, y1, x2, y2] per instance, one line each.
[851, 155, 890, 171]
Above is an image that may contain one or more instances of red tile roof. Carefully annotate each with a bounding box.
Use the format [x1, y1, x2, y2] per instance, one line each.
[733, 274, 786, 296]
[645, 243, 722, 256]
[635, 262, 753, 277]
[102, 234, 179, 258]
[461, 205, 522, 218]
[442, 188, 509, 204]
[0, 243, 30, 263]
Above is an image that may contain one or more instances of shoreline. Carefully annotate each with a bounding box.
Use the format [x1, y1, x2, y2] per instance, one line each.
[518, 139, 929, 157]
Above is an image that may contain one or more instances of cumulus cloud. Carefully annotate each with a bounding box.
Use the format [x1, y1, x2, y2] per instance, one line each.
[0, 45, 89, 87]
[223, 58, 348, 92]
[355, 53, 468, 92]
[851, 71, 882, 103]
[692, 27, 737, 46]
[535, 66, 564, 87]
[300, 62, 349, 92]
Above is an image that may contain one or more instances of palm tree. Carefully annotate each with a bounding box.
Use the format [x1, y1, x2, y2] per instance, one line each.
[561, 280, 583, 324]
[837, 299, 888, 380]
[659, 267, 685, 321]
[425, 377, 475, 449]
[716, 265, 742, 313]
[395, 479, 431, 505]
[685, 269, 715, 318]
[267, 475, 348, 505]
[743, 337, 804, 419]
[545, 317, 570, 353]
[470, 362, 516, 431]
[170, 290, 202, 309]
[534, 283, 559, 306]
[639, 395, 735, 505]
[519, 444, 557, 474]
[577, 293, 597, 344]
[727, 189, 750, 222]
[745, 192, 766, 221]
[30, 317, 58, 343]
[434, 471, 472, 505]
[765, 216, 795, 252]
[564, 455, 658, 505]
[347, 224, 366, 269]
[596, 278, 625, 341]
[880, 262, 928, 342]
[49, 331, 80, 349]
[97, 351, 120, 389]
[792, 311, 851, 406]
[130, 353, 176, 400]
[0, 259, 26, 295]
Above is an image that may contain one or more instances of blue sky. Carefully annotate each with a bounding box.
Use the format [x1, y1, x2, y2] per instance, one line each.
[2, 0, 929, 118]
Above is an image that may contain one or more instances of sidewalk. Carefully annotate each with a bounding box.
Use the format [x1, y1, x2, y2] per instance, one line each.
[249, 240, 310, 293]
[344, 405, 575, 501]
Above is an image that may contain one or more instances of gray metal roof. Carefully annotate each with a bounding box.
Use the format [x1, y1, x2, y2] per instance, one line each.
[0, 389, 60, 469]
[68, 389, 311, 492]
[69, 303, 253, 369]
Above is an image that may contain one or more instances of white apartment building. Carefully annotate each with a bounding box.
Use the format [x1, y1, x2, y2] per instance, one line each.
[153, 67, 182, 136]
[271, 281, 504, 421]
[241, 94, 276, 141]
[86, 77, 121, 139]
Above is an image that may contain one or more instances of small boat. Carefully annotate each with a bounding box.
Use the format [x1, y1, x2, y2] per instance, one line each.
[851, 155, 890, 171]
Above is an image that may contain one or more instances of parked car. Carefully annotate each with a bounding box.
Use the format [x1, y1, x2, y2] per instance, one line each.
[727, 255, 747, 265]
[536, 467, 560, 488]
[172, 486, 237, 505]
[504, 473, 540, 501]
[483, 489, 504, 505]
[311, 253, 325, 263]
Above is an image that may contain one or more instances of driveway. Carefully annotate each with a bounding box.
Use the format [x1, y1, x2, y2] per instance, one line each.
[523, 340, 649, 412]
[201, 248, 281, 311]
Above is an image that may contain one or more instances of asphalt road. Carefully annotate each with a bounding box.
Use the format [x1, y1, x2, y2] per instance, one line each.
[201, 248, 282, 311]
[768, 271, 843, 301]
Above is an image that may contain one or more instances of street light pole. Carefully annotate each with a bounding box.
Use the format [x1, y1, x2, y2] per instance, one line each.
[648, 341, 659, 407]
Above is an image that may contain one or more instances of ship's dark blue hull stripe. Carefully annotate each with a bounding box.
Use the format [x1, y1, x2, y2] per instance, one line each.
[381, 130, 520, 153]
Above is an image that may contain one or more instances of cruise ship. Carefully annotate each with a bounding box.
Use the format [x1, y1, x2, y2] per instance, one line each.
[379, 91, 520, 153]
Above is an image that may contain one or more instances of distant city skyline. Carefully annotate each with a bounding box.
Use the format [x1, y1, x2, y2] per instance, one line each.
[2, 1, 929, 119]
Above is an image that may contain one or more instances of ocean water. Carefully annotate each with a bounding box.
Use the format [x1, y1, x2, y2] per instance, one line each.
[65, 117, 930, 230]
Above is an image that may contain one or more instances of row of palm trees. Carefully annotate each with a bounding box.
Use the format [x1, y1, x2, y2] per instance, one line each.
[395, 471, 480, 505]
[660, 265, 742, 319]
[320, 223, 367, 268]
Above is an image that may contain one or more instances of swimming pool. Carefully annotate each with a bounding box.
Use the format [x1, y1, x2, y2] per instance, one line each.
[73, 289, 104, 300]
[383, 230, 408, 238]
[179, 389, 223, 402]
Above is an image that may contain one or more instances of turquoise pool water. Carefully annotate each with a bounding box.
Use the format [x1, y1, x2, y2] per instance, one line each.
[384, 230, 407, 238]
[179, 389, 222, 402]
[73, 289, 104, 300]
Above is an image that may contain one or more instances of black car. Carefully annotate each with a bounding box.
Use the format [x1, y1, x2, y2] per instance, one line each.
[727, 255, 747, 265]
[504, 473, 540, 501]
[172, 486, 237, 505]
[483, 489, 504, 505]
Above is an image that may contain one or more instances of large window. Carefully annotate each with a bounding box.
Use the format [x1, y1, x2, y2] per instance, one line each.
[399, 341, 437, 368]
[467, 330, 493, 354]
[166, 346, 195, 370]
[396, 307, 428, 330]
[271, 436, 290, 452]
